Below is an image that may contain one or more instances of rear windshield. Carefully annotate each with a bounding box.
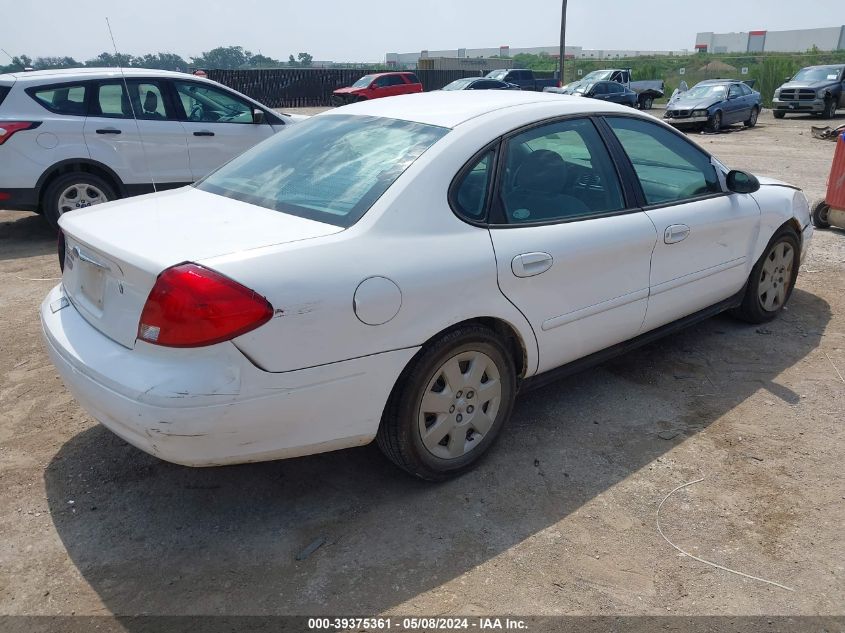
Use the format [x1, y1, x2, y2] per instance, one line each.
[442, 78, 474, 90]
[197, 114, 448, 227]
[0, 85, 10, 108]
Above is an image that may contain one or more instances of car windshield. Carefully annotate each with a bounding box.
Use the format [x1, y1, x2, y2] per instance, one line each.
[487, 70, 507, 80]
[442, 78, 474, 91]
[791, 66, 843, 82]
[574, 82, 594, 93]
[684, 84, 728, 99]
[582, 70, 614, 81]
[197, 115, 448, 228]
[351, 75, 376, 88]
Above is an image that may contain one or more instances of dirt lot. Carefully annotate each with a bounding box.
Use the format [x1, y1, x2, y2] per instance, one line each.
[1, 109, 843, 627]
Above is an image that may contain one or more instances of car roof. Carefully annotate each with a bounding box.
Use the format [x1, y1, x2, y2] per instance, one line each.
[697, 79, 741, 84]
[0, 67, 211, 85]
[320, 90, 640, 129]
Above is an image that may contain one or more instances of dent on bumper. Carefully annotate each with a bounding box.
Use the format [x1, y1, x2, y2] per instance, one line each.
[40, 284, 418, 466]
[664, 116, 710, 125]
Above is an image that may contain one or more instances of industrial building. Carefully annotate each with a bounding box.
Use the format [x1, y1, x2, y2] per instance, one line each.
[385, 45, 690, 68]
[695, 25, 845, 53]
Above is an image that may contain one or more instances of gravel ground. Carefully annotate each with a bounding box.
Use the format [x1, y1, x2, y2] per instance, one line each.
[0, 108, 843, 626]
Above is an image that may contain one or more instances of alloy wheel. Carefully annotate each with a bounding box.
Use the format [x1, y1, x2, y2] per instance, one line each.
[58, 184, 108, 215]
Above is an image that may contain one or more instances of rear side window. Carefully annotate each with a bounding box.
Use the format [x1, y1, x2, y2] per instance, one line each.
[0, 85, 10, 108]
[405, 73, 420, 84]
[452, 149, 496, 221]
[29, 83, 88, 115]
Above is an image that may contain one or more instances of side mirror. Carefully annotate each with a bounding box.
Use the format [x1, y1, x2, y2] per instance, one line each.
[785, 76, 792, 82]
[252, 109, 266, 124]
[726, 170, 760, 194]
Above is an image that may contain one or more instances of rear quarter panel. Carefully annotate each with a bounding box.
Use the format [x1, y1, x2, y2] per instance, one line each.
[204, 122, 541, 376]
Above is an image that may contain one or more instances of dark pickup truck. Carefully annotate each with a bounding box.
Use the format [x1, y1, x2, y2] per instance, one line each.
[772, 64, 845, 119]
[484, 69, 558, 92]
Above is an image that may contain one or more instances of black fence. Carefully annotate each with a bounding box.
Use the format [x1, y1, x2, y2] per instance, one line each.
[206, 68, 556, 108]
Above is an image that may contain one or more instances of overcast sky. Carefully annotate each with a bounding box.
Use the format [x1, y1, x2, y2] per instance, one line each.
[2, 0, 842, 63]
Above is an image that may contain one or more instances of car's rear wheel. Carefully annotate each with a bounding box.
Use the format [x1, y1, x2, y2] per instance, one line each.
[639, 95, 654, 110]
[707, 111, 722, 132]
[43, 172, 117, 230]
[744, 106, 759, 127]
[377, 325, 517, 481]
[773, 110, 786, 119]
[811, 199, 832, 229]
[731, 227, 799, 323]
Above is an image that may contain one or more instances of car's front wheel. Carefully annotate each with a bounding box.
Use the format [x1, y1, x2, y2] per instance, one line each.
[773, 110, 786, 119]
[731, 227, 799, 323]
[639, 95, 654, 110]
[43, 172, 117, 230]
[821, 98, 836, 119]
[706, 111, 723, 132]
[377, 325, 517, 480]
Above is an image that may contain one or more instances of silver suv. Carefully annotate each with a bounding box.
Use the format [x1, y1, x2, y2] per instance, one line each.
[0, 67, 301, 228]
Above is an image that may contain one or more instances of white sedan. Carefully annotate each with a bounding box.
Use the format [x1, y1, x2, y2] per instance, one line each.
[41, 91, 813, 480]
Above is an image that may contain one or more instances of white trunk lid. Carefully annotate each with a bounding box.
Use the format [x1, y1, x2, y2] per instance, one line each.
[59, 187, 343, 348]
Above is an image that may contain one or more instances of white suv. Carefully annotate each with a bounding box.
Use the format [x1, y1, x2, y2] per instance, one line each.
[0, 67, 302, 228]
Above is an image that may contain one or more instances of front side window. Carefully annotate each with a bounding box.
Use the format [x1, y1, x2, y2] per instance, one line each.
[197, 115, 448, 227]
[497, 118, 625, 224]
[174, 81, 253, 123]
[729, 84, 742, 99]
[30, 83, 88, 115]
[606, 116, 721, 205]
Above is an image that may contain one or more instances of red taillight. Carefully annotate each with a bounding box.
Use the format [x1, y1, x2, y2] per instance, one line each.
[138, 263, 273, 348]
[0, 121, 41, 145]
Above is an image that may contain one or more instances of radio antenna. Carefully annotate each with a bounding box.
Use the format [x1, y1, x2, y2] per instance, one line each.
[0, 48, 14, 62]
[105, 17, 157, 193]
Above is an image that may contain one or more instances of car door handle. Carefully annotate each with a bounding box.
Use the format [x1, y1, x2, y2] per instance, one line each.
[95, 128, 121, 135]
[512, 252, 554, 278]
[193, 130, 215, 137]
[664, 224, 691, 244]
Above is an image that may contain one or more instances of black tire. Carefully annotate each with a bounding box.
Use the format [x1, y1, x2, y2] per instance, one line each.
[744, 106, 759, 127]
[731, 227, 800, 324]
[639, 95, 654, 110]
[811, 200, 831, 229]
[42, 171, 117, 230]
[707, 111, 722, 133]
[773, 110, 786, 119]
[821, 98, 836, 120]
[377, 324, 517, 481]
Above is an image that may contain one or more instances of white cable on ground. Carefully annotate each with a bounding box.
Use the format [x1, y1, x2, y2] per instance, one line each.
[14, 275, 61, 282]
[656, 477, 795, 592]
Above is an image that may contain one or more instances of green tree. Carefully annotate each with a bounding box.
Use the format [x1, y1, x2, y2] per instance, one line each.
[288, 54, 297, 67]
[249, 53, 279, 68]
[297, 52, 313, 67]
[191, 46, 252, 70]
[86, 52, 134, 68]
[134, 52, 188, 71]
[33, 56, 81, 70]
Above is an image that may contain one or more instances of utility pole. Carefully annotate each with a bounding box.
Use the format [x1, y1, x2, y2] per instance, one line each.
[558, 0, 568, 85]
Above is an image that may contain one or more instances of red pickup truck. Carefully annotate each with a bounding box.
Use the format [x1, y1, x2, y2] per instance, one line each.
[332, 72, 423, 105]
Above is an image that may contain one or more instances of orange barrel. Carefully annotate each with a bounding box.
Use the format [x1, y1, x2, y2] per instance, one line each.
[826, 131, 845, 210]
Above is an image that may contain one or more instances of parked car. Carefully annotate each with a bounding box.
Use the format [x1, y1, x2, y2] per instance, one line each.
[548, 69, 664, 109]
[441, 77, 519, 91]
[42, 91, 813, 480]
[560, 80, 638, 107]
[0, 67, 302, 229]
[664, 79, 762, 132]
[331, 72, 423, 105]
[484, 69, 558, 92]
[772, 64, 845, 119]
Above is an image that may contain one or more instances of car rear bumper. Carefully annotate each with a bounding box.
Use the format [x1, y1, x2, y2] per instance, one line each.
[0, 187, 38, 212]
[41, 284, 417, 467]
[772, 98, 825, 113]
